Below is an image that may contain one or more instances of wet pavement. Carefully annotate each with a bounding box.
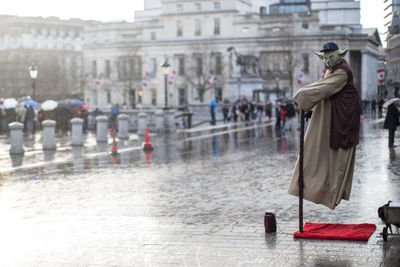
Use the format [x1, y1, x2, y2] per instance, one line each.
[0, 117, 399, 266]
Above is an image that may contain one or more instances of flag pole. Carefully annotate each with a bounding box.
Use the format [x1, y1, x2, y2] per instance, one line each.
[299, 110, 305, 233]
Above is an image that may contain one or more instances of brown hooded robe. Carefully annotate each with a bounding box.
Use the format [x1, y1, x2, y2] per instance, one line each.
[287, 64, 359, 210]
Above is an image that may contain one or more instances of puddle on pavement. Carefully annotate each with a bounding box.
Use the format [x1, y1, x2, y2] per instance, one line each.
[0, 124, 300, 180]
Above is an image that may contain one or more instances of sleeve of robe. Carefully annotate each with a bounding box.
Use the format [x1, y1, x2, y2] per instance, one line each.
[293, 69, 348, 111]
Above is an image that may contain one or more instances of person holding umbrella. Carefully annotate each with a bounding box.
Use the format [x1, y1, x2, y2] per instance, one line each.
[288, 42, 361, 210]
[25, 104, 36, 136]
[383, 99, 400, 148]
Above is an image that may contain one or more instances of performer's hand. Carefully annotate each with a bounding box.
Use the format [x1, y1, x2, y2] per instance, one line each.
[305, 111, 312, 121]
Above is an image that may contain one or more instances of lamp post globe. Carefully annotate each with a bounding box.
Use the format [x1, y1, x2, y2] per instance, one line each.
[29, 64, 38, 98]
[161, 59, 170, 109]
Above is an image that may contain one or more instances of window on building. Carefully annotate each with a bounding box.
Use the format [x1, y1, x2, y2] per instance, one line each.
[214, 2, 220, 10]
[138, 88, 143, 104]
[105, 60, 111, 78]
[177, 4, 183, 11]
[261, 54, 270, 74]
[118, 58, 140, 80]
[151, 89, 157, 105]
[214, 18, 220, 35]
[91, 35, 96, 44]
[178, 56, 185, 75]
[150, 58, 157, 77]
[129, 56, 142, 79]
[91, 60, 97, 78]
[104, 34, 110, 43]
[195, 88, 204, 102]
[177, 20, 183, 37]
[178, 88, 186, 105]
[122, 60, 128, 79]
[195, 19, 201, 36]
[106, 89, 111, 104]
[215, 54, 222, 75]
[195, 56, 203, 76]
[151, 32, 156, 40]
[273, 56, 280, 71]
[284, 55, 290, 71]
[215, 88, 223, 101]
[92, 90, 98, 107]
[302, 53, 309, 73]
[302, 23, 309, 29]
[195, 3, 201, 11]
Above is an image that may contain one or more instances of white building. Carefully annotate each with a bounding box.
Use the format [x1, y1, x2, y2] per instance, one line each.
[0, 15, 87, 100]
[83, 0, 383, 109]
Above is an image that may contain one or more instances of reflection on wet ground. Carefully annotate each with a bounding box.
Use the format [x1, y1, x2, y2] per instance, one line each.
[0, 119, 399, 266]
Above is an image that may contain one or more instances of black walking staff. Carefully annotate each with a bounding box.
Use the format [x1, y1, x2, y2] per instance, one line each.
[298, 110, 305, 233]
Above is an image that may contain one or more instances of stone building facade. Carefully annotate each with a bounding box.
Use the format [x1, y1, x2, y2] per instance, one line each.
[385, 13, 400, 98]
[82, 0, 383, 109]
[0, 1, 382, 108]
[0, 15, 87, 100]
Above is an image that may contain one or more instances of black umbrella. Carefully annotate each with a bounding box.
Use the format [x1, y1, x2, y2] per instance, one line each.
[57, 100, 71, 107]
[277, 97, 295, 105]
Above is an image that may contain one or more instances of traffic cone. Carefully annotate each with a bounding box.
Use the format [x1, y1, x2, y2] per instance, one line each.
[142, 126, 153, 151]
[144, 150, 153, 166]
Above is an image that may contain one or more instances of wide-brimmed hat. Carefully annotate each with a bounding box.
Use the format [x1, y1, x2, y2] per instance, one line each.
[321, 41, 339, 52]
[315, 41, 347, 57]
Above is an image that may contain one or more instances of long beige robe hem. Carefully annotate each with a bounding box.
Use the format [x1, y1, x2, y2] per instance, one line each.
[287, 69, 357, 210]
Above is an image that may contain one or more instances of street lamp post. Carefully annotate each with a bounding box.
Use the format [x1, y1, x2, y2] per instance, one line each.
[29, 64, 38, 98]
[238, 76, 241, 99]
[161, 59, 170, 109]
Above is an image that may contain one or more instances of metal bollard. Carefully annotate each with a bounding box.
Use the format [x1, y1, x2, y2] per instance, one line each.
[155, 110, 165, 133]
[117, 114, 129, 140]
[137, 112, 147, 136]
[9, 122, 24, 154]
[42, 120, 57, 150]
[96, 115, 108, 143]
[71, 118, 84, 146]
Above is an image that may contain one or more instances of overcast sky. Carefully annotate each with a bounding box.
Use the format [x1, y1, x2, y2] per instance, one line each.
[1, 0, 386, 41]
[0, 0, 144, 22]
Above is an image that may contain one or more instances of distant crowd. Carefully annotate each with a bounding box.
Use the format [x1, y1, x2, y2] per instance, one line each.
[209, 97, 298, 131]
[0, 99, 89, 136]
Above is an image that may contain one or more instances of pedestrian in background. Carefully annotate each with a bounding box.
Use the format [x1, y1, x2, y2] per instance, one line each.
[285, 102, 296, 131]
[250, 100, 257, 120]
[279, 104, 287, 131]
[256, 102, 264, 122]
[25, 105, 35, 137]
[5, 107, 16, 133]
[209, 98, 217, 125]
[241, 99, 250, 121]
[275, 102, 281, 129]
[110, 103, 119, 131]
[378, 97, 384, 118]
[371, 99, 377, 116]
[222, 98, 230, 123]
[16, 103, 26, 130]
[232, 100, 240, 122]
[265, 100, 272, 121]
[383, 100, 400, 148]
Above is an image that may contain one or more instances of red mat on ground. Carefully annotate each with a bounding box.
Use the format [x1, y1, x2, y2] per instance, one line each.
[293, 222, 376, 241]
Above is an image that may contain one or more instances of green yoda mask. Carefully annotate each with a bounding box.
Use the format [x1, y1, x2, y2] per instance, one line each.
[314, 50, 348, 69]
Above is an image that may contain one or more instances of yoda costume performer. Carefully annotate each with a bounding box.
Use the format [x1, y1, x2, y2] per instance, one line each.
[288, 42, 361, 210]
